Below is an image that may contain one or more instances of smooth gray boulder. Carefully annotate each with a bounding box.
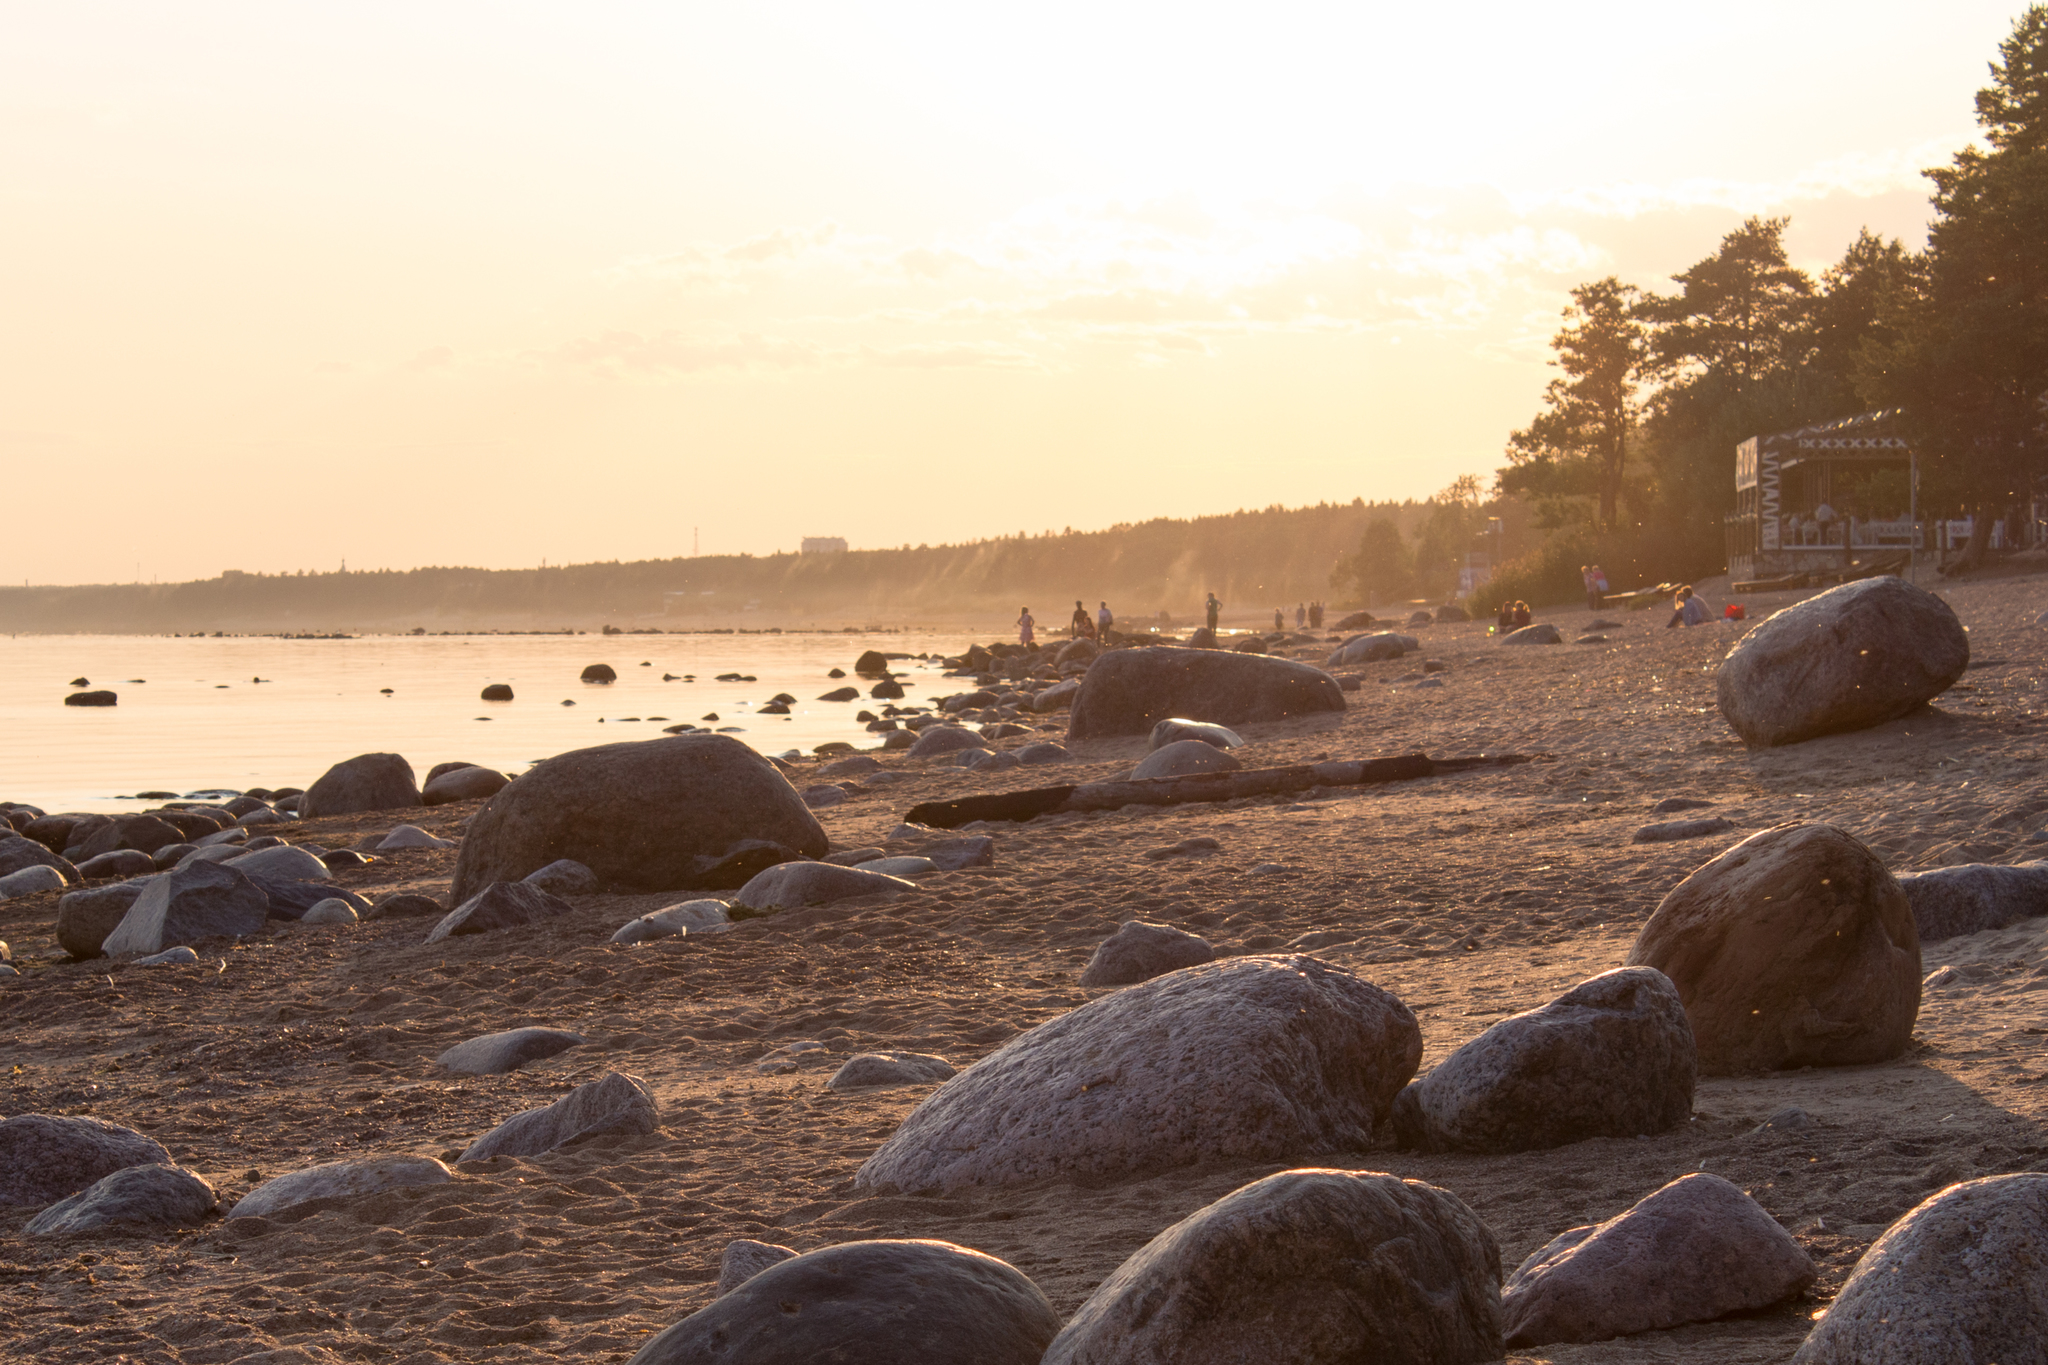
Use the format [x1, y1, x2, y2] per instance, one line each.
[853, 855, 937, 877]
[69, 814, 184, 861]
[717, 1238, 799, 1295]
[821, 754, 883, 777]
[460, 1071, 658, 1161]
[56, 880, 150, 957]
[245, 875, 370, 921]
[611, 898, 731, 943]
[1718, 576, 1970, 747]
[855, 956, 1420, 1194]
[229, 1155, 452, 1220]
[1028, 680, 1081, 713]
[1392, 967, 1696, 1154]
[1043, 1168, 1502, 1365]
[302, 752, 421, 818]
[225, 844, 329, 881]
[1079, 919, 1217, 987]
[907, 726, 989, 758]
[1129, 739, 1242, 780]
[732, 861, 913, 913]
[377, 823, 453, 851]
[828, 1052, 956, 1090]
[923, 836, 996, 870]
[363, 892, 444, 921]
[25, 1163, 217, 1235]
[626, 1239, 1060, 1365]
[1146, 717, 1245, 751]
[1626, 822, 1921, 1074]
[0, 864, 67, 898]
[423, 764, 510, 805]
[450, 734, 826, 903]
[424, 881, 574, 944]
[1632, 816, 1738, 844]
[300, 899, 357, 925]
[1068, 647, 1345, 740]
[0, 1114, 174, 1206]
[102, 862, 268, 957]
[1502, 622, 1563, 645]
[1015, 741, 1070, 764]
[1792, 1172, 2048, 1363]
[1899, 861, 2048, 941]
[132, 946, 200, 965]
[1324, 631, 1418, 666]
[1503, 1172, 1812, 1346]
[0, 834, 75, 881]
[74, 849, 155, 880]
[438, 1026, 586, 1075]
[522, 858, 598, 896]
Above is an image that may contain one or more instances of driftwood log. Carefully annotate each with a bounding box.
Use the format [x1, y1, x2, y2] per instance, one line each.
[902, 752, 1532, 829]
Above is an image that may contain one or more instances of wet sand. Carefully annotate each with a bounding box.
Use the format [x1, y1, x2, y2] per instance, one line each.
[4, 569, 2047, 1364]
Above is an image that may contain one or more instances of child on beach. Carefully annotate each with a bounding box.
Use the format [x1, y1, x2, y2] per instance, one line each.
[1017, 606, 1036, 646]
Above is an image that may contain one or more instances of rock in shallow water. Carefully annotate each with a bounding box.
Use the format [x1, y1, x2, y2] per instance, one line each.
[1502, 1172, 1813, 1346]
[460, 1071, 658, 1161]
[1392, 967, 1696, 1154]
[627, 1239, 1060, 1365]
[25, 1163, 217, 1235]
[855, 955, 1420, 1194]
[229, 1155, 452, 1220]
[1043, 1168, 1502, 1365]
[0, 1113, 174, 1206]
[1791, 1172, 2048, 1363]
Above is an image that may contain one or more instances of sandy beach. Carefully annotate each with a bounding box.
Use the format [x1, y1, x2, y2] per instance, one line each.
[5, 568, 2047, 1364]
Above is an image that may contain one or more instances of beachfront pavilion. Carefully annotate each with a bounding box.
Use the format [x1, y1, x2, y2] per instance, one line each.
[1726, 410, 1920, 584]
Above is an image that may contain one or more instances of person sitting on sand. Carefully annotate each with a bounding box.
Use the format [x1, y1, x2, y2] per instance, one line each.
[1496, 601, 1514, 633]
[1017, 606, 1036, 647]
[1665, 586, 1709, 629]
[1070, 600, 1094, 639]
[1511, 601, 1532, 629]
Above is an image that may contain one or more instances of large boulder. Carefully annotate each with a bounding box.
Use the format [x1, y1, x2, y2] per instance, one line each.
[1503, 1173, 1814, 1346]
[1625, 822, 1921, 1074]
[0, 1114, 173, 1206]
[1716, 576, 1970, 747]
[228, 1156, 452, 1219]
[101, 862, 269, 957]
[1129, 740, 1242, 780]
[0, 865, 67, 898]
[1792, 1173, 2048, 1363]
[1067, 648, 1345, 740]
[855, 955, 1420, 1194]
[423, 765, 510, 805]
[24, 1163, 217, 1235]
[626, 1239, 1060, 1365]
[423, 881, 574, 944]
[1078, 919, 1217, 987]
[449, 735, 826, 903]
[302, 753, 421, 818]
[71, 814, 184, 861]
[0, 834, 76, 881]
[56, 880, 150, 958]
[1043, 1169, 1502, 1365]
[1898, 861, 2048, 941]
[1392, 967, 1696, 1153]
[460, 1071, 659, 1161]
[731, 861, 913, 913]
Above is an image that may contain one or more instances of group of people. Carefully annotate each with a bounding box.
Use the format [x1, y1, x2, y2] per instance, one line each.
[1494, 600, 1533, 632]
[1579, 564, 1610, 611]
[1269, 602, 1327, 631]
[1017, 601, 1116, 646]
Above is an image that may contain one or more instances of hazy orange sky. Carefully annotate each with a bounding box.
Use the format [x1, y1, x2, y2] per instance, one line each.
[0, 2, 2023, 585]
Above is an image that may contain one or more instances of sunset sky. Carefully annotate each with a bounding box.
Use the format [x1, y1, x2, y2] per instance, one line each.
[0, 2, 2025, 585]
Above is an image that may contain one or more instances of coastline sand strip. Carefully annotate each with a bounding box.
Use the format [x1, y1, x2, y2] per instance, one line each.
[903, 752, 1535, 828]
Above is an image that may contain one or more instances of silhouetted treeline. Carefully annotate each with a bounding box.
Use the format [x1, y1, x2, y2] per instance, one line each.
[0, 499, 1510, 634]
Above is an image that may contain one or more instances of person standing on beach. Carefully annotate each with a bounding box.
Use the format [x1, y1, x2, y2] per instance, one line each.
[1206, 593, 1222, 634]
[1309, 601, 1323, 629]
[1295, 603, 1306, 629]
[1273, 607, 1285, 631]
[1097, 600, 1113, 638]
[1070, 600, 1093, 639]
[1017, 606, 1036, 647]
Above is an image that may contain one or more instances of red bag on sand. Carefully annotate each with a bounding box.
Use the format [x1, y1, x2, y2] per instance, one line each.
[1725, 604, 1747, 620]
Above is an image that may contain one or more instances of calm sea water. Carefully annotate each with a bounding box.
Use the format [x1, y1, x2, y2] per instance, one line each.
[1, 632, 976, 814]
